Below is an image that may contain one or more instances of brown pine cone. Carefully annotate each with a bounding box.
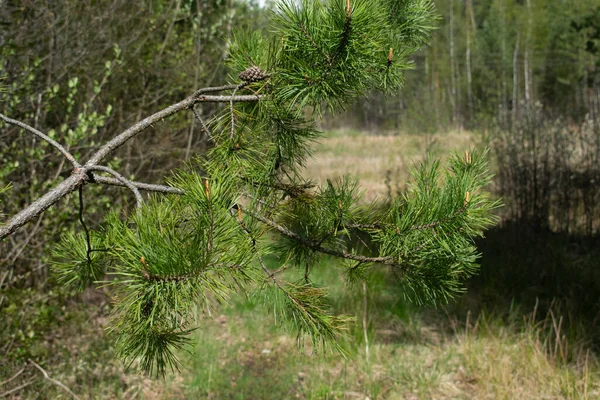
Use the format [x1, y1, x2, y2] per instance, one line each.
[238, 66, 268, 83]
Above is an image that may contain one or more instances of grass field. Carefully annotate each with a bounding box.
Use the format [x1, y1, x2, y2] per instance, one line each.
[176, 262, 599, 399]
[303, 129, 477, 201]
[1, 130, 598, 399]
[175, 130, 599, 399]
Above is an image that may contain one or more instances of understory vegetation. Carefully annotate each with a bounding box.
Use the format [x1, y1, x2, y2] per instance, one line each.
[2, 130, 600, 399]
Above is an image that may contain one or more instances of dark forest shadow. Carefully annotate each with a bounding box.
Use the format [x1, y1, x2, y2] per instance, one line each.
[444, 222, 600, 349]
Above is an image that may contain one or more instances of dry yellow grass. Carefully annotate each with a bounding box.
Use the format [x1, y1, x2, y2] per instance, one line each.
[302, 130, 477, 202]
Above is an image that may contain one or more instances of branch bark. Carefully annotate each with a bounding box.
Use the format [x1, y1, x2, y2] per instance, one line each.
[28, 359, 81, 400]
[0, 84, 260, 242]
[93, 176, 184, 195]
[0, 172, 87, 240]
[87, 165, 143, 208]
[0, 113, 80, 168]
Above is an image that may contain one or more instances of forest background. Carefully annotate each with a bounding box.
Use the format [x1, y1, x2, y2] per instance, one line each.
[1, 0, 600, 398]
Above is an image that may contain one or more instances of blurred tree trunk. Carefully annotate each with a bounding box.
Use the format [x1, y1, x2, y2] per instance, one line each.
[466, 0, 474, 124]
[512, 33, 520, 126]
[524, 0, 533, 117]
[449, 0, 458, 128]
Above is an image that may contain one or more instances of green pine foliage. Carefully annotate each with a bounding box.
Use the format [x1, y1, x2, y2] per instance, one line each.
[50, 0, 499, 377]
[51, 231, 107, 291]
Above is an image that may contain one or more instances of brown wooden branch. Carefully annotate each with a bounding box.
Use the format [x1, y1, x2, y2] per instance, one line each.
[0, 84, 262, 242]
[0, 113, 80, 168]
[0, 380, 36, 398]
[85, 90, 259, 166]
[28, 359, 81, 400]
[87, 165, 143, 208]
[237, 205, 399, 267]
[92, 176, 185, 195]
[0, 171, 88, 240]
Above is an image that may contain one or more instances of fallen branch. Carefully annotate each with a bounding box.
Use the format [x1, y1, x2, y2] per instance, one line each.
[28, 359, 81, 400]
[0, 368, 25, 387]
[0, 379, 36, 398]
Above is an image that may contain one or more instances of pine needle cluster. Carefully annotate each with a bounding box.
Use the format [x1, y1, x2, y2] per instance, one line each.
[51, 0, 500, 377]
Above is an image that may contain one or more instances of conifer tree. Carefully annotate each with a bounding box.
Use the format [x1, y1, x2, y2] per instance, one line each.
[0, 0, 499, 376]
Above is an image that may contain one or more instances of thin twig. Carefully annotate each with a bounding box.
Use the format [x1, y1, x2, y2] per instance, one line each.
[0, 379, 36, 398]
[0, 113, 80, 168]
[231, 206, 275, 276]
[0, 368, 25, 387]
[86, 90, 259, 166]
[0, 271, 8, 290]
[197, 94, 261, 103]
[92, 175, 184, 195]
[304, 261, 310, 284]
[238, 205, 399, 267]
[78, 187, 93, 266]
[362, 280, 369, 363]
[86, 166, 143, 208]
[5, 215, 44, 263]
[190, 106, 213, 142]
[28, 359, 81, 400]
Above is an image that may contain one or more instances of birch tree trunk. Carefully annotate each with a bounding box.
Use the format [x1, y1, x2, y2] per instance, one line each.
[449, 0, 459, 128]
[524, 0, 533, 118]
[466, 0, 475, 124]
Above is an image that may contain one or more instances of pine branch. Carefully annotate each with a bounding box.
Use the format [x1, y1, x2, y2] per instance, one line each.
[238, 205, 398, 267]
[3, 0, 498, 375]
[0, 84, 263, 242]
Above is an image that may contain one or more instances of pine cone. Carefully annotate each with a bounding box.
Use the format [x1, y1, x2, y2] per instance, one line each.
[238, 66, 268, 83]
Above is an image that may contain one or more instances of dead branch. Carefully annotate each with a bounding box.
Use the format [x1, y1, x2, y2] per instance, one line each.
[28, 359, 81, 400]
[0, 380, 36, 398]
[0, 368, 25, 387]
